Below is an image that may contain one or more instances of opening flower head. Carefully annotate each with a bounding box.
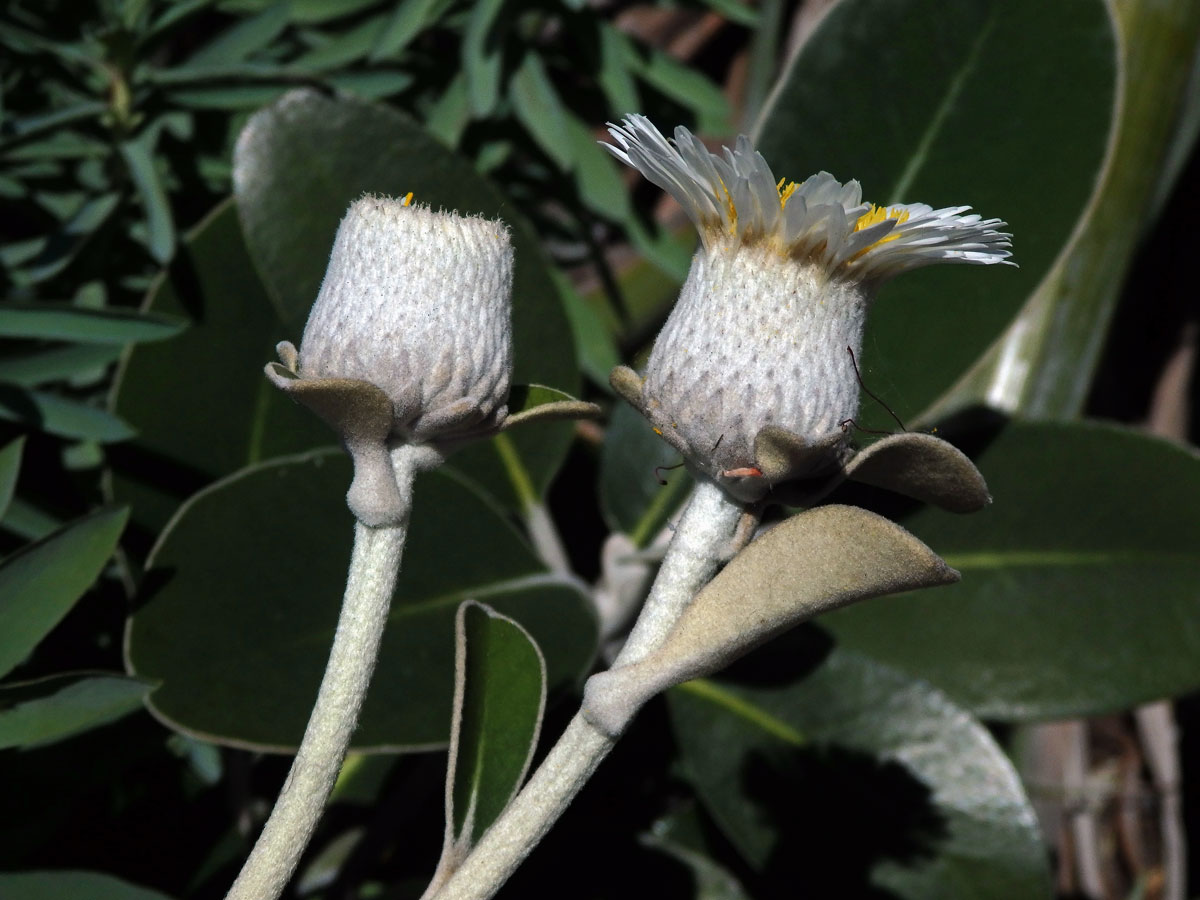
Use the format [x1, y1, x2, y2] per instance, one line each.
[603, 115, 1013, 503]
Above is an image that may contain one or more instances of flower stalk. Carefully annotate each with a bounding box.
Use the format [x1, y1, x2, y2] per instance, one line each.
[226, 445, 424, 900]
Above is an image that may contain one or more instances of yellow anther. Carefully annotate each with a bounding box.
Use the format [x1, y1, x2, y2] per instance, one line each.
[402, 192, 414, 207]
[776, 178, 798, 207]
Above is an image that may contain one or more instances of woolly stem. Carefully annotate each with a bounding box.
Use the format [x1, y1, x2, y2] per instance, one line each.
[225, 446, 423, 900]
[427, 478, 745, 900]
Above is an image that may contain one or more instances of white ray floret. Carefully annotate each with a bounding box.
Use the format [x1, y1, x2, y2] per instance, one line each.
[603, 114, 1013, 280]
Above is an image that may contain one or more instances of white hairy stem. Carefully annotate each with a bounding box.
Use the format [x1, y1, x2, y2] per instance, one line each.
[428, 478, 745, 900]
[225, 445, 424, 900]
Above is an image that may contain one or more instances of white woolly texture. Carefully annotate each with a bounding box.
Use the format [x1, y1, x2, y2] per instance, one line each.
[644, 247, 868, 477]
[299, 196, 514, 443]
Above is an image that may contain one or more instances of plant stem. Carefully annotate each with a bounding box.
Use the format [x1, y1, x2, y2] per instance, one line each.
[614, 479, 746, 666]
[428, 478, 744, 900]
[225, 446, 422, 900]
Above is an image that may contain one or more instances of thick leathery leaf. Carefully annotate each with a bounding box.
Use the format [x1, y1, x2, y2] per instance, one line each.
[757, 0, 1116, 430]
[110, 200, 331, 534]
[126, 451, 595, 750]
[437, 601, 545, 875]
[584, 506, 957, 736]
[670, 641, 1052, 899]
[825, 418, 1200, 719]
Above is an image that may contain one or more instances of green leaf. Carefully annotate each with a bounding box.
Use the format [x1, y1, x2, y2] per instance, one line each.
[231, 89, 579, 507]
[0, 304, 185, 344]
[699, 0, 758, 27]
[596, 25, 640, 117]
[932, 1, 1200, 419]
[0, 672, 153, 749]
[110, 200, 331, 534]
[0, 871, 174, 900]
[825, 418, 1200, 720]
[0, 437, 24, 520]
[585, 505, 957, 736]
[443, 601, 545, 860]
[0, 386, 135, 442]
[599, 400, 692, 546]
[118, 133, 176, 264]
[10, 193, 120, 286]
[635, 49, 731, 134]
[0, 506, 128, 679]
[289, 14, 391, 71]
[463, 0, 506, 116]
[0, 345, 122, 387]
[183, 0, 290, 67]
[126, 451, 596, 750]
[553, 269, 621, 389]
[756, 0, 1117, 429]
[509, 52, 573, 170]
[566, 113, 631, 222]
[370, 0, 448, 60]
[669, 642, 1052, 899]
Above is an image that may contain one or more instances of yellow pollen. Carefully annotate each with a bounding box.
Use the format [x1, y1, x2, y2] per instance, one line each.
[716, 177, 738, 234]
[776, 178, 798, 208]
[402, 192, 414, 206]
[854, 204, 910, 233]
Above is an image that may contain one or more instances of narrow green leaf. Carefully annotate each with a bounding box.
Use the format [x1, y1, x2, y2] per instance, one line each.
[0, 437, 25, 520]
[553, 269, 621, 388]
[290, 14, 390, 71]
[510, 52, 573, 170]
[126, 452, 596, 750]
[118, 134, 176, 263]
[756, 0, 1117, 431]
[0, 506, 128, 679]
[443, 601, 545, 861]
[463, 0, 506, 117]
[290, 0, 380, 23]
[370, 0, 447, 60]
[0, 386, 135, 442]
[424, 71, 471, 147]
[670, 643, 1053, 899]
[635, 49, 731, 133]
[0, 304, 185, 344]
[1, 497, 62, 542]
[566, 113, 630, 221]
[11, 193, 120, 286]
[0, 346, 123, 387]
[699, 0, 758, 27]
[0, 672, 153, 749]
[825, 418, 1200, 719]
[183, 0, 290, 67]
[0, 872, 174, 900]
[327, 70, 413, 101]
[0, 102, 107, 149]
[597, 25, 640, 117]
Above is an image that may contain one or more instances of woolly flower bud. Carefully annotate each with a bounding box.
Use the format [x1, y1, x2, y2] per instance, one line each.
[266, 194, 514, 525]
[300, 195, 513, 443]
[604, 116, 1013, 503]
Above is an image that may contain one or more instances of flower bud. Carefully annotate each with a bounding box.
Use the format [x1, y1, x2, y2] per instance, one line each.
[266, 194, 514, 525]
